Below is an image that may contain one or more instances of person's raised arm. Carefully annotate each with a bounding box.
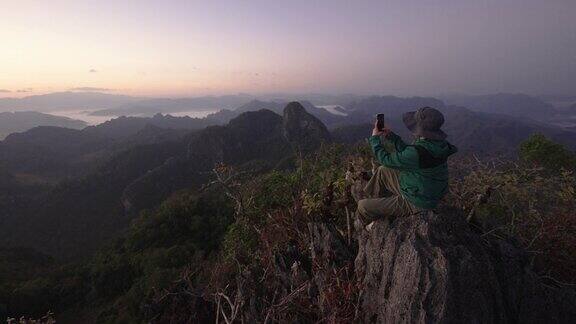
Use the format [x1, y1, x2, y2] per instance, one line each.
[370, 120, 409, 151]
[369, 121, 418, 170]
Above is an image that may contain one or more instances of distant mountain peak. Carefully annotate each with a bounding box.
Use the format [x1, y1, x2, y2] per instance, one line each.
[284, 101, 307, 114]
[282, 101, 331, 151]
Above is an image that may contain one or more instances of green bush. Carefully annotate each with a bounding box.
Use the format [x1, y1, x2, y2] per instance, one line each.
[450, 141, 576, 283]
[89, 254, 135, 299]
[86, 191, 234, 320]
[221, 220, 259, 262]
[519, 133, 576, 170]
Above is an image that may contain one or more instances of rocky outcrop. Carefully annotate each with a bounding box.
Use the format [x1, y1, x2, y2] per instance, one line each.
[282, 101, 331, 151]
[355, 212, 576, 324]
[171, 209, 575, 323]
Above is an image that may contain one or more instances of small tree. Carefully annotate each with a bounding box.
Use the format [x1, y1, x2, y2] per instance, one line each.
[519, 133, 576, 170]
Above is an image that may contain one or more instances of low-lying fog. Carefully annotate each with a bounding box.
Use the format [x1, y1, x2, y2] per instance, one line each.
[50, 109, 220, 125]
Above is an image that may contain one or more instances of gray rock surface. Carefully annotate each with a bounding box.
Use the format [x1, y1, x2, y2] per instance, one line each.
[232, 211, 575, 323]
[355, 212, 576, 324]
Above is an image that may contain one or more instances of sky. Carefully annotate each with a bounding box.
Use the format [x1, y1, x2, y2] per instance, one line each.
[1, 0, 575, 98]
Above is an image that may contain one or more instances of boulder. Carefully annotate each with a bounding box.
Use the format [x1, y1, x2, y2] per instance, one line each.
[355, 212, 576, 323]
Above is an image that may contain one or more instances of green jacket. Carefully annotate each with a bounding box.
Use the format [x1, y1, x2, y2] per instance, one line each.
[368, 132, 457, 209]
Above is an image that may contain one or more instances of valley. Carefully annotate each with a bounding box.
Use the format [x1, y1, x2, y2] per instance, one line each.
[0, 94, 575, 322]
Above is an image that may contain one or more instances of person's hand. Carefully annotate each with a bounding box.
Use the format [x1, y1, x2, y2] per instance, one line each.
[372, 120, 390, 137]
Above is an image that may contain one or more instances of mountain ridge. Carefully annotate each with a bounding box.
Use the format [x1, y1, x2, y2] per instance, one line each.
[0, 103, 331, 259]
[0, 111, 87, 139]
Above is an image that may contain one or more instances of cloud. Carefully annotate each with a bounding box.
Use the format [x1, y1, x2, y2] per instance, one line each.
[70, 87, 113, 92]
[0, 89, 10, 93]
[16, 88, 33, 93]
[89, 69, 98, 73]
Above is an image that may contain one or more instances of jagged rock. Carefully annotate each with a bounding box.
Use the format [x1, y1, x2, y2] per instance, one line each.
[201, 211, 575, 324]
[308, 222, 354, 318]
[282, 102, 331, 151]
[355, 212, 576, 324]
[309, 222, 353, 270]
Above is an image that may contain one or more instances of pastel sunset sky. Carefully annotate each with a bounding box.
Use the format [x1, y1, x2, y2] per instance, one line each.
[1, 0, 575, 97]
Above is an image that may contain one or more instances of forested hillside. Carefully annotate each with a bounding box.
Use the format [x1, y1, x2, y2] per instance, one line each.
[1, 101, 575, 323]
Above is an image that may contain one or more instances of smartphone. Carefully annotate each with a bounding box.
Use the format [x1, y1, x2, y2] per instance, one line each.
[376, 113, 385, 131]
